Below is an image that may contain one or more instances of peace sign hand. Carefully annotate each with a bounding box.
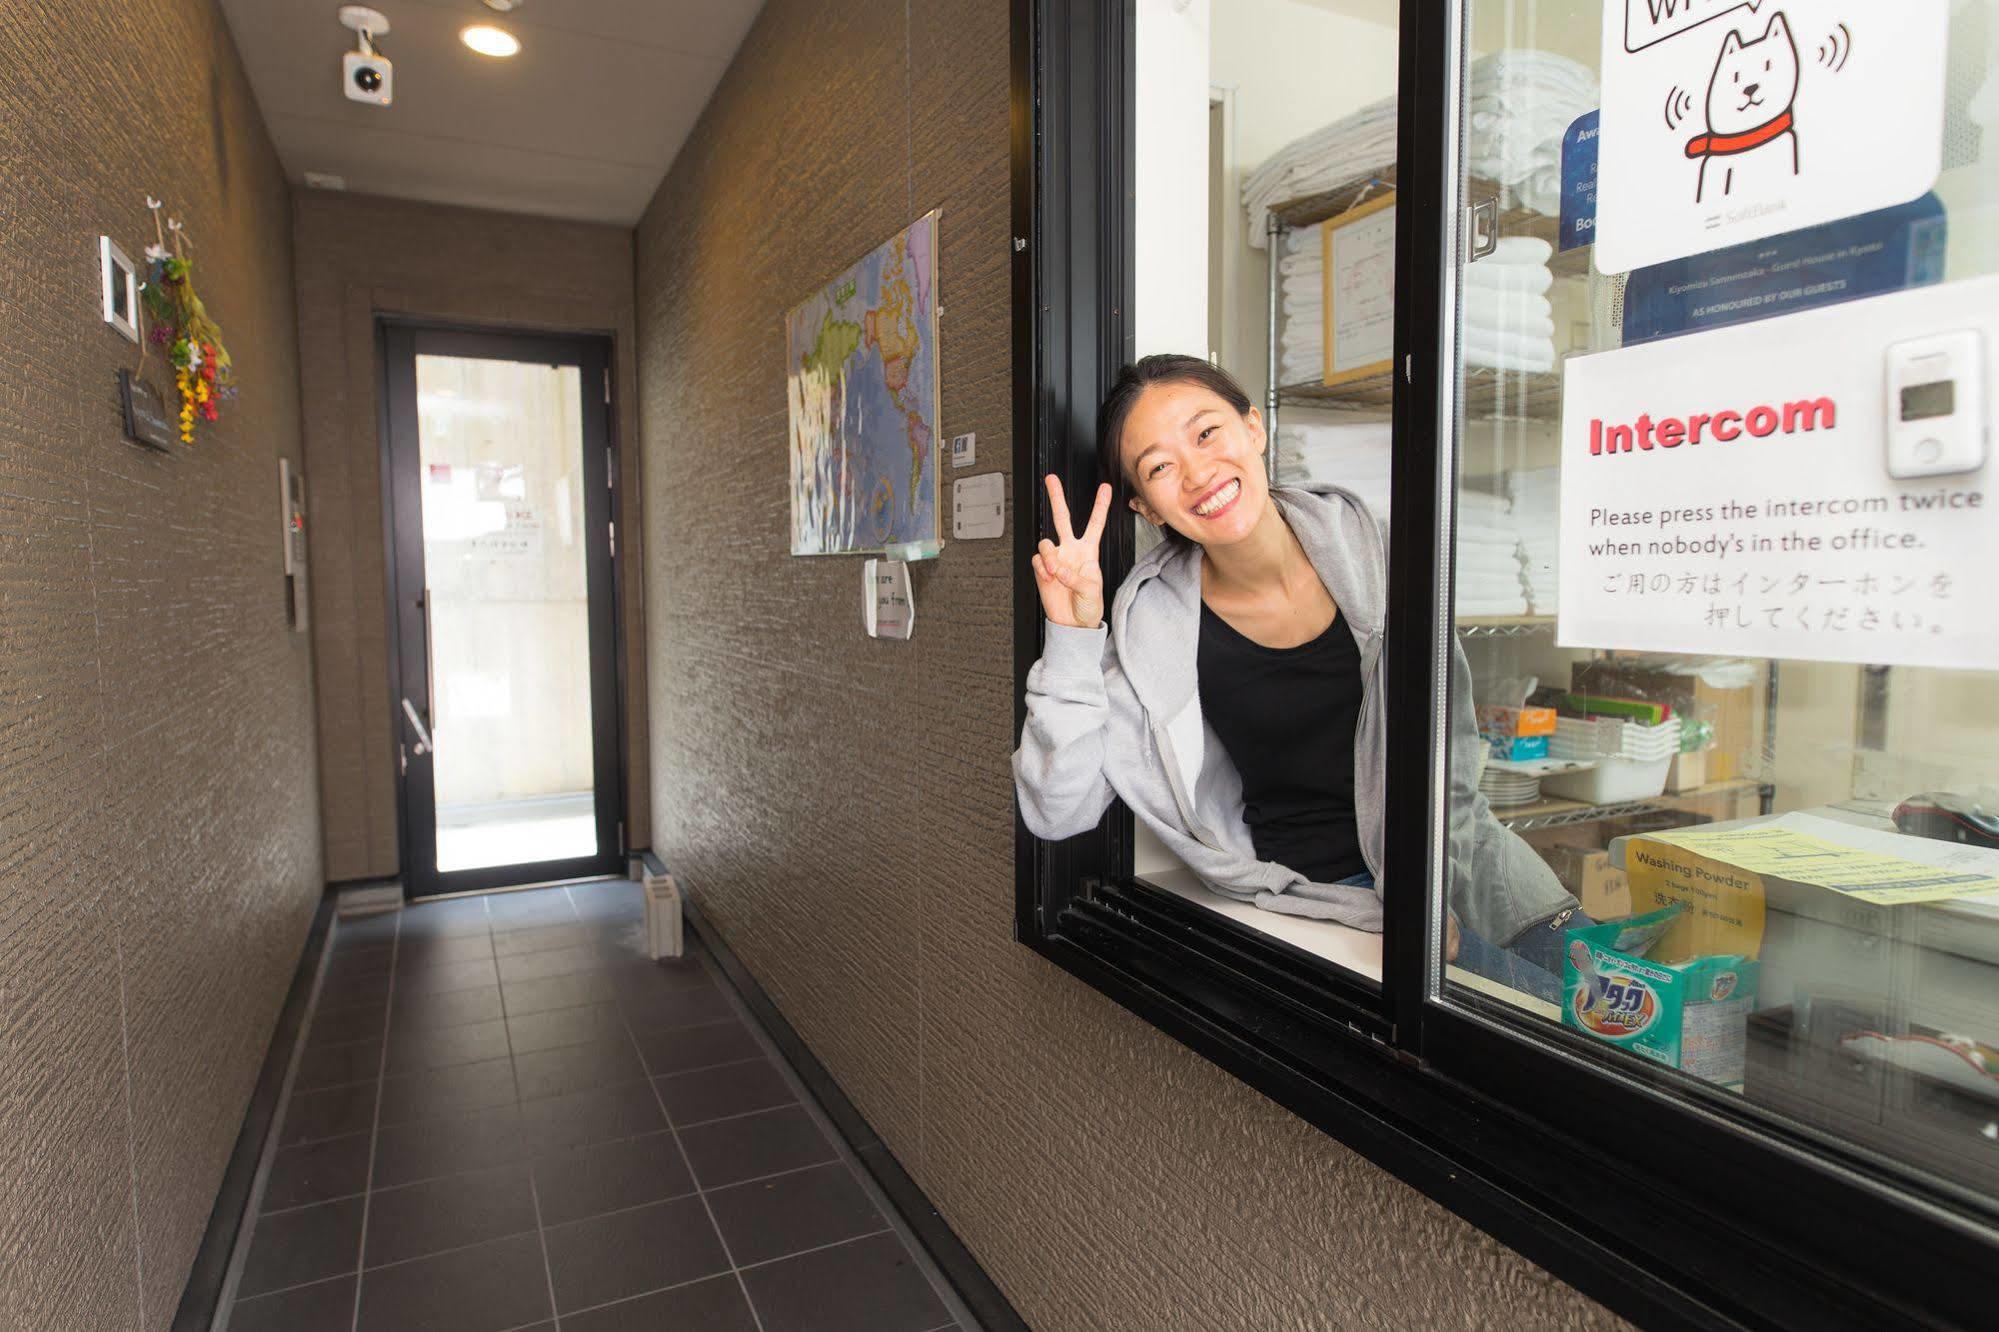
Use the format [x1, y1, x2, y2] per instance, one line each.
[1032, 474, 1113, 630]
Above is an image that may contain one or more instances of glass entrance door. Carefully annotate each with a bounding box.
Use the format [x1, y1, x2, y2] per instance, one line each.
[383, 326, 621, 898]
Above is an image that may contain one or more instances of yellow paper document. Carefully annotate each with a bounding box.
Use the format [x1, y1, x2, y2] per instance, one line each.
[1642, 822, 1999, 907]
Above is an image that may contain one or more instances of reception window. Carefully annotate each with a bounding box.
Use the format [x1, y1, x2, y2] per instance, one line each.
[1016, 0, 1999, 1324]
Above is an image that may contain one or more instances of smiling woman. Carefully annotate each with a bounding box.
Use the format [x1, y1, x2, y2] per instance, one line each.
[1015, 353, 1587, 987]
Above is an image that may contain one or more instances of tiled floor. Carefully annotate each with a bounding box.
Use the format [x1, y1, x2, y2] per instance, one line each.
[223, 880, 972, 1332]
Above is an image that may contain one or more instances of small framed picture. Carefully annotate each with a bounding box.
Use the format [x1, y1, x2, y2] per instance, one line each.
[101, 236, 138, 343]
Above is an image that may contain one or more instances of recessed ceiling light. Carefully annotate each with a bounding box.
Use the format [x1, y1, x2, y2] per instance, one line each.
[303, 171, 347, 190]
[481, 0, 524, 11]
[461, 24, 520, 57]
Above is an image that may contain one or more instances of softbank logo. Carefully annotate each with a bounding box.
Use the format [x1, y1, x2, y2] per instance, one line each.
[1588, 395, 1837, 455]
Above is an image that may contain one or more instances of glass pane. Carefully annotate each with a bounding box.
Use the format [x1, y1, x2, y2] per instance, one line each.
[415, 354, 596, 873]
[1122, 0, 1399, 984]
[1442, 0, 1999, 1205]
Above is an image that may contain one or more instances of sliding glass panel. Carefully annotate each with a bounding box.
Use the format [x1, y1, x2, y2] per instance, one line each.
[1439, 0, 1999, 1207]
[1124, 0, 1401, 984]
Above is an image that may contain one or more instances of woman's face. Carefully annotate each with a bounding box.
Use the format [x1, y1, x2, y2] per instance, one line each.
[1119, 380, 1270, 548]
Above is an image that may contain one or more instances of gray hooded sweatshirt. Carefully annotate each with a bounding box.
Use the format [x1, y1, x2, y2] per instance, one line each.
[1013, 485, 1576, 943]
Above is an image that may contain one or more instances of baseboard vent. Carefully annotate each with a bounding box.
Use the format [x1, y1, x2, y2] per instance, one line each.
[642, 866, 682, 959]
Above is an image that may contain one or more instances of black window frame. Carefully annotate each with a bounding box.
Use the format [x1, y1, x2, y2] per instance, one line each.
[1010, 1, 1999, 1326]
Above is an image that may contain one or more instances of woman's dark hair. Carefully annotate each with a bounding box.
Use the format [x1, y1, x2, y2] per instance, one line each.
[1096, 354, 1255, 545]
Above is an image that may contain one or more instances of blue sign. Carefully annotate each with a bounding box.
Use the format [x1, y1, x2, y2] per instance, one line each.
[1558, 110, 1599, 253]
[1621, 194, 1948, 346]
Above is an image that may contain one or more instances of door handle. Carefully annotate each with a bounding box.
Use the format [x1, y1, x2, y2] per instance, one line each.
[1467, 197, 1498, 261]
[400, 697, 434, 755]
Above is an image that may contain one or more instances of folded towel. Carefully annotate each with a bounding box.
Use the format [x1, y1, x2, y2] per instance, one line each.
[1466, 309, 1556, 339]
[1465, 325, 1557, 368]
[1461, 262, 1554, 296]
[1466, 343, 1557, 374]
[1465, 289, 1553, 322]
[1480, 237, 1554, 266]
[1457, 597, 1531, 617]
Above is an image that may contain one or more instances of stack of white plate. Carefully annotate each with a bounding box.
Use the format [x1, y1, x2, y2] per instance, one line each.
[1478, 766, 1542, 807]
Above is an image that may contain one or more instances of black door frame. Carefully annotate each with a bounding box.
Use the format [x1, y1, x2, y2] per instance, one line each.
[380, 320, 625, 899]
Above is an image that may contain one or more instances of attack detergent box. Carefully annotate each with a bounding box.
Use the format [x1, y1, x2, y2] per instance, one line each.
[1561, 905, 1759, 1089]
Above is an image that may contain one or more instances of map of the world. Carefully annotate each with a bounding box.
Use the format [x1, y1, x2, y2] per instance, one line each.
[784, 211, 941, 555]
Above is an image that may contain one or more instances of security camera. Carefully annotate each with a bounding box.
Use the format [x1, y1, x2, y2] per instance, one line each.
[338, 6, 393, 107]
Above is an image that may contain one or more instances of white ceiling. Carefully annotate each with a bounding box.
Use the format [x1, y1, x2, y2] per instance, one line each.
[219, 0, 765, 225]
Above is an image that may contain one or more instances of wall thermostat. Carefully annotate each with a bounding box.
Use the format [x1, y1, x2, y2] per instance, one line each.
[1886, 329, 1988, 479]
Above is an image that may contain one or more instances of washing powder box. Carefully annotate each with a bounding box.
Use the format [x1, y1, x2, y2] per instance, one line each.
[1563, 906, 1759, 1089]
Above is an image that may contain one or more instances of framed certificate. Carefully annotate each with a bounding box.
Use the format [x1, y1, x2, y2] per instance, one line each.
[1322, 190, 1397, 386]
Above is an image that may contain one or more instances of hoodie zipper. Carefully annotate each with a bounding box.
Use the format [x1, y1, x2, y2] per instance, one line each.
[1151, 718, 1224, 852]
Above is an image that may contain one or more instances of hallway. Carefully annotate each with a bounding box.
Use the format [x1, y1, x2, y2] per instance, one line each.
[224, 882, 970, 1332]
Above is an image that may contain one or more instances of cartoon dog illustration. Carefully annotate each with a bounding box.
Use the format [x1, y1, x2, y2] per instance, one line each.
[1686, 10, 1802, 203]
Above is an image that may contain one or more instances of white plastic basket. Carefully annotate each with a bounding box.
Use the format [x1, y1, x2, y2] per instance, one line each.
[1539, 755, 1672, 804]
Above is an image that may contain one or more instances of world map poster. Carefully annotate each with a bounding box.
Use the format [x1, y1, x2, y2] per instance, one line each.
[784, 211, 941, 555]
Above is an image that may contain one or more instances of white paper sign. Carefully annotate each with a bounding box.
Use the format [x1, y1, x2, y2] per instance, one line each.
[1558, 276, 1999, 669]
[952, 472, 1005, 539]
[1328, 204, 1395, 377]
[863, 558, 914, 639]
[1595, 0, 1948, 275]
[951, 431, 977, 468]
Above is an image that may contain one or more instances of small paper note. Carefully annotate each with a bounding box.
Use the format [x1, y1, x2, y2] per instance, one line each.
[863, 558, 914, 640]
[953, 472, 1004, 540]
[951, 432, 977, 468]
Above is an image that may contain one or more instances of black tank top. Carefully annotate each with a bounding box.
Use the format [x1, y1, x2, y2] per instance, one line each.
[1196, 602, 1366, 884]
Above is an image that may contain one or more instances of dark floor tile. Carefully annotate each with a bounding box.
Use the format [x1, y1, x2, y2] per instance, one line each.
[654, 1059, 795, 1127]
[363, 1163, 539, 1268]
[307, 1001, 388, 1049]
[561, 1273, 758, 1332]
[633, 1020, 763, 1077]
[542, 1195, 729, 1314]
[491, 922, 596, 957]
[385, 1017, 511, 1075]
[496, 945, 605, 985]
[513, 1039, 645, 1103]
[610, 954, 715, 995]
[319, 967, 393, 1010]
[372, 1103, 524, 1189]
[586, 921, 653, 964]
[529, 1129, 694, 1227]
[354, 1231, 550, 1332]
[228, 1273, 358, 1332]
[394, 956, 500, 997]
[394, 933, 497, 967]
[333, 914, 401, 948]
[378, 1057, 518, 1127]
[502, 969, 620, 1016]
[485, 889, 577, 929]
[507, 1002, 628, 1055]
[281, 1081, 376, 1146]
[397, 898, 492, 938]
[619, 983, 734, 1033]
[706, 1161, 883, 1266]
[677, 1105, 835, 1190]
[740, 1232, 949, 1332]
[518, 1080, 665, 1154]
[394, 985, 506, 1031]
[236, 1195, 365, 1298]
[293, 1037, 382, 1092]
[324, 942, 396, 978]
[263, 1132, 372, 1212]
[568, 880, 643, 919]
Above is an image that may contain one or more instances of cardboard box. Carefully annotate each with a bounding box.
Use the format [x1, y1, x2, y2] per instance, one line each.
[1562, 905, 1759, 1088]
[1478, 703, 1556, 738]
[1579, 850, 1633, 920]
[1665, 748, 1708, 793]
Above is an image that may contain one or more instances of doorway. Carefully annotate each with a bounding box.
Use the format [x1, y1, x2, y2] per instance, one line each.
[381, 325, 623, 898]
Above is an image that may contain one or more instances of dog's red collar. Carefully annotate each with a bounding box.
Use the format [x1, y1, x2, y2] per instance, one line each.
[1686, 110, 1794, 158]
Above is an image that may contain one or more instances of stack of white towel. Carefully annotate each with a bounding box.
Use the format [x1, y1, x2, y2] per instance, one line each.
[1456, 489, 1529, 617]
[1278, 224, 1324, 384]
[1508, 467, 1559, 614]
[1273, 422, 1391, 517]
[1244, 50, 1598, 250]
[1465, 238, 1556, 374]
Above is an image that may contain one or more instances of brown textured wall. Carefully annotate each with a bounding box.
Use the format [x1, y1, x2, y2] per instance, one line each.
[0, 3, 321, 1328]
[636, 2, 1627, 1328]
[291, 191, 649, 881]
